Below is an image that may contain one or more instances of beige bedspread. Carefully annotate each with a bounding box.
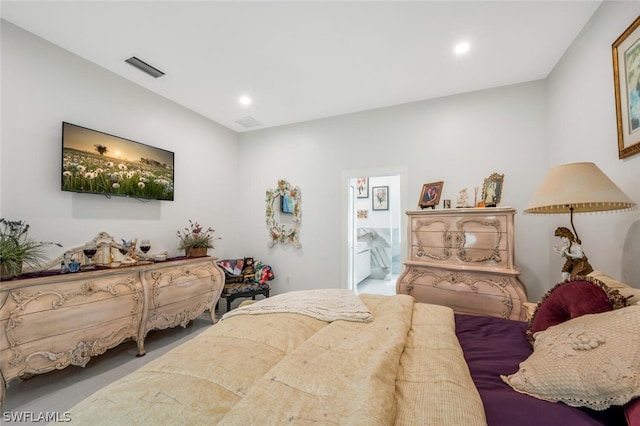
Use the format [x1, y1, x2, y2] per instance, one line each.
[60, 293, 486, 425]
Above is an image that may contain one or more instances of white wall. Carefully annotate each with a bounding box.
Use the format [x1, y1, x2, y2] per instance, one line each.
[1, 21, 241, 260]
[3, 2, 639, 302]
[235, 2, 640, 301]
[546, 1, 640, 288]
[238, 81, 551, 300]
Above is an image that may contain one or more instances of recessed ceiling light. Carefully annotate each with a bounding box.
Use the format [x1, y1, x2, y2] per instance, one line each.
[239, 96, 252, 106]
[454, 42, 470, 55]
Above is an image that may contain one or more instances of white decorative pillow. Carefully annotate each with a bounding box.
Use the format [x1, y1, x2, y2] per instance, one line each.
[502, 305, 640, 410]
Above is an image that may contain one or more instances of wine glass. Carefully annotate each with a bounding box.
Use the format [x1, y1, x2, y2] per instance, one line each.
[83, 243, 98, 269]
[140, 240, 151, 259]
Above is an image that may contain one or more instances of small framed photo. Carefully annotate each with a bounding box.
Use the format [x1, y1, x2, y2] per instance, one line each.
[357, 209, 369, 219]
[372, 186, 389, 211]
[356, 178, 369, 198]
[418, 181, 443, 209]
[481, 173, 504, 207]
[613, 15, 640, 159]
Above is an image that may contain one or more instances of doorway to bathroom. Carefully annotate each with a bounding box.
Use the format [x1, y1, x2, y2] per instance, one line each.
[348, 174, 402, 296]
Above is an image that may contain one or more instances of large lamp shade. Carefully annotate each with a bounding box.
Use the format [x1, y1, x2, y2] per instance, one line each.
[524, 162, 636, 214]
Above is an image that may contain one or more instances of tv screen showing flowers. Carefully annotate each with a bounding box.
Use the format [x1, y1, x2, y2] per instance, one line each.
[61, 122, 175, 201]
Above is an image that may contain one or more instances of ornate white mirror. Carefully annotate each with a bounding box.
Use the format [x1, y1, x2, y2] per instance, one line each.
[266, 179, 302, 248]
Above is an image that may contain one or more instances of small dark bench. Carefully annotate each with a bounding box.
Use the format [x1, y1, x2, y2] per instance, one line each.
[221, 286, 270, 312]
[217, 259, 274, 312]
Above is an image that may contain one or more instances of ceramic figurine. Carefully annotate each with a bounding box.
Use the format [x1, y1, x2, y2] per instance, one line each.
[456, 188, 469, 208]
[129, 238, 138, 260]
[553, 227, 593, 280]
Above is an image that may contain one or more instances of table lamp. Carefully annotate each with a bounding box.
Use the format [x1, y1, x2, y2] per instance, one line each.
[524, 162, 636, 278]
[525, 162, 636, 236]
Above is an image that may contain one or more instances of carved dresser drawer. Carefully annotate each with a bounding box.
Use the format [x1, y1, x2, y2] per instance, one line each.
[0, 270, 143, 384]
[409, 211, 510, 268]
[398, 207, 528, 321]
[140, 258, 224, 343]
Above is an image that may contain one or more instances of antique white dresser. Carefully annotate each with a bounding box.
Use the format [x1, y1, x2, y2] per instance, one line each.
[396, 207, 528, 321]
[0, 257, 224, 405]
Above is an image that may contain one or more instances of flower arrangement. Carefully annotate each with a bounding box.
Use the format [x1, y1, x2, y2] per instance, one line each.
[0, 218, 61, 279]
[177, 220, 220, 250]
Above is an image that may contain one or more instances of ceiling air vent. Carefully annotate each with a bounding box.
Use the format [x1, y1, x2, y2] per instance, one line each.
[125, 56, 165, 78]
[235, 116, 262, 128]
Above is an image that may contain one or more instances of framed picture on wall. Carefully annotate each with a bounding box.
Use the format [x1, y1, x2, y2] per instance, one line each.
[356, 178, 369, 198]
[613, 15, 640, 159]
[418, 181, 443, 209]
[372, 186, 389, 211]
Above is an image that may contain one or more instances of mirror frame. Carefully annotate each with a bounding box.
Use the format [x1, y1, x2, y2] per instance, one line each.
[266, 179, 302, 248]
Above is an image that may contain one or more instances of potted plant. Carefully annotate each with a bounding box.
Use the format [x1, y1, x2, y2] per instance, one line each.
[0, 218, 61, 280]
[176, 220, 220, 258]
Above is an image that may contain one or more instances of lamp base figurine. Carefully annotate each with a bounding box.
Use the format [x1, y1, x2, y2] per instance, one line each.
[553, 227, 593, 280]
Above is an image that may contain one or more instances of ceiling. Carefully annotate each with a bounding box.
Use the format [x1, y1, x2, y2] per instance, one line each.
[1, 1, 602, 133]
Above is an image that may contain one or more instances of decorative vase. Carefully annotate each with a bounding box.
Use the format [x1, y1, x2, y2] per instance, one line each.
[1, 262, 22, 280]
[185, 247, 208, 258]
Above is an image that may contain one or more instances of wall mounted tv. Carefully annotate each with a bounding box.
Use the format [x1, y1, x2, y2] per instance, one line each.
[61, 122, 174, 201]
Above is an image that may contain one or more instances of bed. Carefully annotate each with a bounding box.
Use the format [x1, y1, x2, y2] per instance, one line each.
[57, 277, 639, 425]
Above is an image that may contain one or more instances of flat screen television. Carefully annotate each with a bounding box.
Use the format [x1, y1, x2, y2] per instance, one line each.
[61, 122, 174, 201]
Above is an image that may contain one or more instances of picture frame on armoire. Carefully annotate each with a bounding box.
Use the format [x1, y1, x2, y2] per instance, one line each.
[612, 15, 640, 159]
[481, 173, 504, 207]
[418, 181, 443, 209]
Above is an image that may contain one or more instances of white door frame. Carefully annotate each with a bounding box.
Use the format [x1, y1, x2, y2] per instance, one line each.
[341, 166, 409, 293]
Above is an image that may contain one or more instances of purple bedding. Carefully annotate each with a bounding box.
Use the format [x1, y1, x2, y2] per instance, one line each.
[455, 313, 626, 426]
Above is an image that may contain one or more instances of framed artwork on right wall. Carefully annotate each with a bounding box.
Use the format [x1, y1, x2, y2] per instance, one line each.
[612, 15, 640, 159]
